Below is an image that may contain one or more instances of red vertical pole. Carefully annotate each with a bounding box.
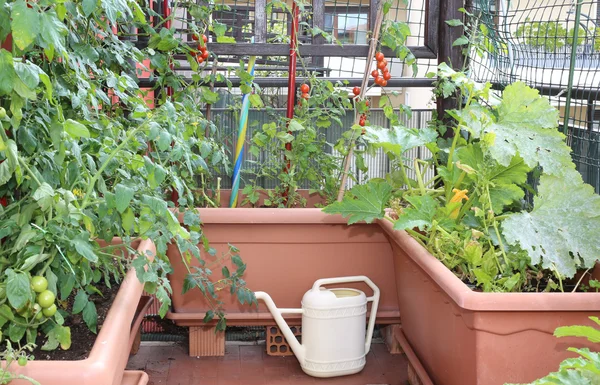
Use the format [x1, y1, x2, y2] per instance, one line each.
[285, 2, 299, 172]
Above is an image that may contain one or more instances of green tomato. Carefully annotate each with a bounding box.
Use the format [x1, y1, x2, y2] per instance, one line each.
[33, 303, 43, 319]
[17, 356, 27, 367]
[37, 290, 55, 309]
[42, 304, 57, 317]
[31, 276, 48, 293]
[0, 107, 6, 120]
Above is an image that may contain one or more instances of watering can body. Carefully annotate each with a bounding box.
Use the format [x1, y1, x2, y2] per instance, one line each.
[255, 276, 380, 378]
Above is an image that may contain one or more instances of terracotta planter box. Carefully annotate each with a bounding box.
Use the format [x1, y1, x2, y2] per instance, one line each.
[8, 239, 155, 385]
[378, 219, 600, 385]
[167, 209, 400, 327]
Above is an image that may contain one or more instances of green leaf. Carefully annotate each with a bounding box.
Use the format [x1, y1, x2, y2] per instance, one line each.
[121, 207, 135, 233]
[0, 49, 15, 95]
[11, 0, 40, 50]
[83, 301, 97, 333]
[70, 234, 98, 263]
[362, 125, 437, 157]
[502, 169, 600, 278]
[323, 180, 393, 224]
[14, 62, 39, 91]
[39, 10, 68, 60]
[393, 195, 439, 231]
[82, 0, 97, 16]
[486, 82, 573, 176]
[72, 290, 88, 314]
[452, 36, 469, 46]
[42, 325, 71, 351]
[115, 184, 134, 213]
[445, 19, 463, 27]
[101, 0, 132, 24]
[248, 94, 263, 108]
[8, 323, 26, 342]
[554, 325, 600, 343]
[6, 269, 30, 310]
[32, 183, 55, 211]
[64, 119, 90, 139]
[457, 144, 530, 213]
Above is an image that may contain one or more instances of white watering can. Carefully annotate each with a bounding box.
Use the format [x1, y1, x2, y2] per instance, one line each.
[255, 276, 380, 378]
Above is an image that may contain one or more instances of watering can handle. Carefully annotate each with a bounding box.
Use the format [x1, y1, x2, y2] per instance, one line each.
[312, 276, 380, 354]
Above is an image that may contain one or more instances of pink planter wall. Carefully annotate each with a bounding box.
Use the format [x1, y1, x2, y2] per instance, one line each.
[167, 209, 400, 326]
[378, 220, 600, 385]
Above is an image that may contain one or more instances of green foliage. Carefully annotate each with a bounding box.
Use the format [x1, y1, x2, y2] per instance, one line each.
[0, 0, 249, 362]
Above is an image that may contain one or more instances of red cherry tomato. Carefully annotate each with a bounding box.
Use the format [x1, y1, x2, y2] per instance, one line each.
[192, 34, 199, 41]
[201, 50, 209, 60]
[373, 75, 380, 84]
[371, 70, 379, 78]
[375, 52, 384, 62]
[365, 100, 370, 107]
[352, 87, 361, 96]
[383, 72, 392, 81]
[381, 80, 388, 87]
[197, 57, 204, 64]
[0, 197, 7, 207]
[359, 119, 366, 127]
[300, 84, 310, 93]
[203, 35, 208, 43]
[377, 61, 386, 70]
[301, 93, 310, 100]
[376, 77, 385, 86]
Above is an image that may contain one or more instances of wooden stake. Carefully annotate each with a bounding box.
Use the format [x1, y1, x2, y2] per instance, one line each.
[336, 1, 385, 201]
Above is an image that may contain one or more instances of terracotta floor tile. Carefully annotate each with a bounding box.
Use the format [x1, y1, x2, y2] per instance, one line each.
[189, 376, 218, 385]
[134, 342, 407, 385]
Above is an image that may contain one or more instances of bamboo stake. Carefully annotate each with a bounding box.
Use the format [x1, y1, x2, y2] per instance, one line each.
[336, 1, 385, 201]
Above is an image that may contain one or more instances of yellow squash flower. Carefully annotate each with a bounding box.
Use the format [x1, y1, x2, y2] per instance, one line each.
[449, 188, 469, 219]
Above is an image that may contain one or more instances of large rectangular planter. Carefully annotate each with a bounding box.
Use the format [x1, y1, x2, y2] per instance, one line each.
[377, 219, 600, 385]
[8, 239, 155, 385]
[166, 208, 400, 327]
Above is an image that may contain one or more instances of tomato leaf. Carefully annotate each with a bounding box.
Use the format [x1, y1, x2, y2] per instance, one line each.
[64, 119, 90, 139]
[5, 269, 30, 310]
[11, 0, 40, 50]
[72, 290, 88, 314]
[115, 184, 134, 213]
[83, 301, 97, 333]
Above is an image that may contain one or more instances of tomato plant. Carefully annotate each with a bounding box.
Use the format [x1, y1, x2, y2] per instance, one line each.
[0, 0, 252, 358]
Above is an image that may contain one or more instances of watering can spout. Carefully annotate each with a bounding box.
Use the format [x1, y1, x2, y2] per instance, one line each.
[255, 291, 305, 362]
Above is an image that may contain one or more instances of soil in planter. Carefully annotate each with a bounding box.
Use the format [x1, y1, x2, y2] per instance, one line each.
[31, 282, 121, 361]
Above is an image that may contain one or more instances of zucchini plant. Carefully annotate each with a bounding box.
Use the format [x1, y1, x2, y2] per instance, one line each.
[324, 64, 600, 292]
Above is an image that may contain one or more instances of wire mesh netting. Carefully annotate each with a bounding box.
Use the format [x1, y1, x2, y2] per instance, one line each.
[467, 0, 600, 191]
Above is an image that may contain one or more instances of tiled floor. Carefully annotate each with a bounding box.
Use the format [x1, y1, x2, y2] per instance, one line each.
[126, 342, 409, 385]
